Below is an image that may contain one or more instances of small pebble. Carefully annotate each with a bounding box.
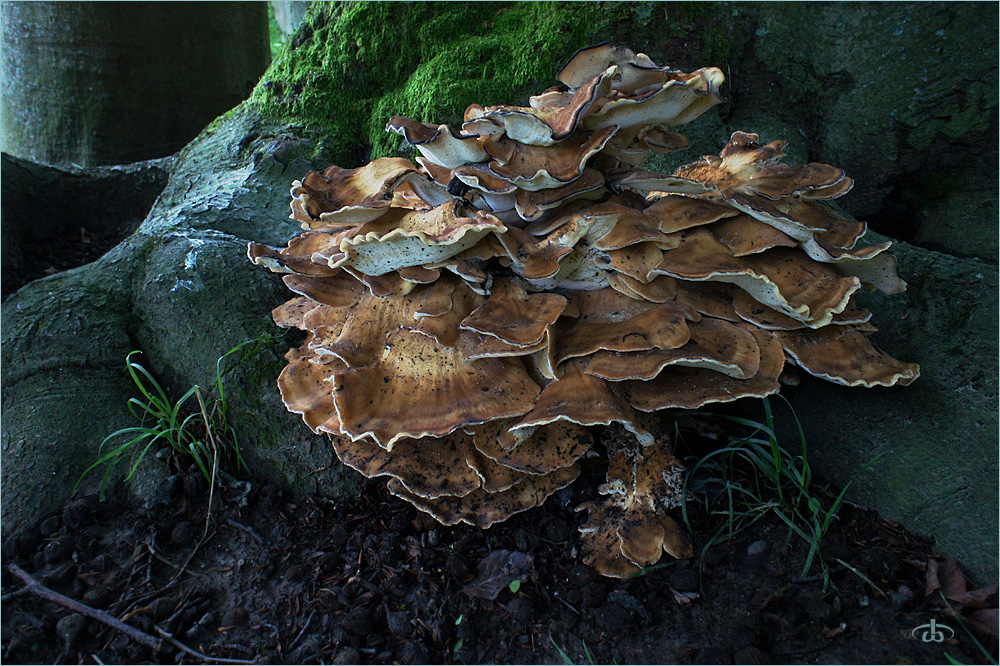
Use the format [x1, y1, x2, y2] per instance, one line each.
[341, 605, 376, 635]
[41, 562, 76, 586]
[182, 473, 202, 498]
[61, 496, 99, 526]
[544, 519, 571, 542]
[56, 613, 87, 648]
[401, 640, 429, 665]
[890, 585, 915, 609]
[221, 606, 251, 628]
[39, 515, 61, 536]
[43, 535, 74, 563]
[386, 610, 412, 637]
[445, 552, 471, 581]
[746, 539, 768, 557]
[333, 647, 360, 664]
[669, 566, 700, 593]
[82, 586, 113, 610]
[170, 521, 195, 546]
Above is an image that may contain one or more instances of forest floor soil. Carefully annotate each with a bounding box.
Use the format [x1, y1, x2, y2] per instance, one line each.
[2, 438, 996, 665]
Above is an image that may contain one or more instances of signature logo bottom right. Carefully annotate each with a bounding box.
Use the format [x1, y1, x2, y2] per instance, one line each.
[912, 619, 955, 643]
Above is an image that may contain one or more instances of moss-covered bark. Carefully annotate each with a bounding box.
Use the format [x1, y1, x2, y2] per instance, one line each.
[249, 1, 733, 166]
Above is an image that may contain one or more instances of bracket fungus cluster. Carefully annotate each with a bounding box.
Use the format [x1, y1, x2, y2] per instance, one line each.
[250, 44, 919, 578]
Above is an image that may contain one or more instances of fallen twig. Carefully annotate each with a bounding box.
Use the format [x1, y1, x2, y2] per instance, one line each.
[6, 563, 163, 652]
[6, 563, 259, 665]
[1, 586, 33, 602]
[287, 610, 316, 652]
[226, 519, 264, 545]
[155, 626, 259, 665]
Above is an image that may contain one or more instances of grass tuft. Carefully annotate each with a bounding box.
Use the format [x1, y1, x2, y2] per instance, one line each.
[74, 338, 266, 500]
[682, 396, 882, 582]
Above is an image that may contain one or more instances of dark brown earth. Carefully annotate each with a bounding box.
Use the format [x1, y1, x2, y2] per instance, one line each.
[2, 426, 997, 665]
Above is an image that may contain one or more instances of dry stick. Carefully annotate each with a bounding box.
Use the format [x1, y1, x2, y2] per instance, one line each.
[6, 563, 164, 653]
[225, 519, 264, 545]
[196, 387, 219, 540]
[7, 564, 259, 665]
[287, 610, 316, 652]
[154, 626, 259, 665]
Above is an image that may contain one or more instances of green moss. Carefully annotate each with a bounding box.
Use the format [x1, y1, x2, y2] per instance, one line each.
[268, 3, 285, 60]
[248, 1, 732, 167]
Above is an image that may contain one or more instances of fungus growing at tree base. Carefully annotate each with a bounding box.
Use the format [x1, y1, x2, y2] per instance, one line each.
[251, 44, 918, 578]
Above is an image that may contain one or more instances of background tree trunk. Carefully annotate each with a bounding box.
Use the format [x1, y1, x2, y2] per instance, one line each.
[0, 1, 271, 166]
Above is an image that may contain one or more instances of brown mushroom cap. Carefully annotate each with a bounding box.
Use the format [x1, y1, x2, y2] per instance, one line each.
[409, 274, 484, 346]
[483, 126, 618, 191]
[291, 158, 453, 229]
[557, 43, 649, 89]
[638, 125, 691, 153]
[460, 276, 568, 347]
[333, 433, 485, 498]
[584, 316, 762, 381]
[776, 326, 920, 387]
[473, 419, 593, 475]
[505, 368, 654, 446]
[622, 325, 785, 411]
[589, 203, 670, 250]
[386, 116, 488, 168]
[388, 462, 580, 528]
[654, 230, 862, 327]
[333, 329, 541, 448]
[271, 296, 320, 330]
[612, 169, 716, 196]
[464, 66, 617, 146]
[248, 232, 343, 276]
[608, 273, 678, 303]
[583, 67, 726, 131]
[733, 289, 872, 330]
[556, 299, 692, 365]
[281, 273, 367, 308]
[277, 348, 344, 435]
[710, 214, 798, 257]
[335, 201, 506, 276]
[577, 435, 692, 577]
[513, 168, 606, 221]
[643, 194, 739, 235]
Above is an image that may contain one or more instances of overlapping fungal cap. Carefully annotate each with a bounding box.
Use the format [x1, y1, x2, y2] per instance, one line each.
[251, 44, 919, 578]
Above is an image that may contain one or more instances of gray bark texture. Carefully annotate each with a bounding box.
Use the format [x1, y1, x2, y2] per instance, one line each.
[0, 1, 271, 166]
[2, 2, 996, 579]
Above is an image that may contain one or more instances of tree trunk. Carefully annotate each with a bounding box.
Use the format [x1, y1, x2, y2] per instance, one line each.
[0, 1, 271, 166]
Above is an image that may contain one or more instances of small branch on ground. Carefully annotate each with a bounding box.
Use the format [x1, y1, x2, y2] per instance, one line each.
[7, 563, 164, 652]
[5, 563, 260, 665]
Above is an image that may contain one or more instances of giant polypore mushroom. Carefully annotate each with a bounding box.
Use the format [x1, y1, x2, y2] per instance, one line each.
[250, 44, 919, 578]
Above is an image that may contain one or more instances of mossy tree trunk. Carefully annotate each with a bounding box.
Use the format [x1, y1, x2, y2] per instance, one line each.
[0, 1, 271, 166]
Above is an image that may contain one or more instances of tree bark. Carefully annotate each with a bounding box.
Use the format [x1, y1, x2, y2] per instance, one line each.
[0, 1, 271, 166]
